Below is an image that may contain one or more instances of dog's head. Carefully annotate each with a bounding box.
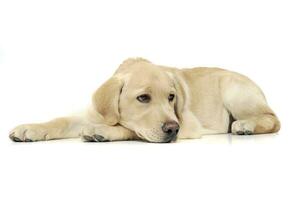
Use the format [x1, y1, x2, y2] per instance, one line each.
[93, 58, 185, 143]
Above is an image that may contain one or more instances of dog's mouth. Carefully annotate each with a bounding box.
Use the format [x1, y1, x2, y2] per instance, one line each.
[135, 132, 146, 141]
[132, 126, 178, 143]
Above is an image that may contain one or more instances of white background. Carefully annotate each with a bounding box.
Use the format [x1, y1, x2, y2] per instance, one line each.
[0, 0, 300, 199]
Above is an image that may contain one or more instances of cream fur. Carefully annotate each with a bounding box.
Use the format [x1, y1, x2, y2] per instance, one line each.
[9, 58, 280, 143]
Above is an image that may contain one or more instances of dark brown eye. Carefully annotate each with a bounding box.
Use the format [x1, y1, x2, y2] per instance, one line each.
[137, 94, 151, 103]
[168, 94, 175, 102]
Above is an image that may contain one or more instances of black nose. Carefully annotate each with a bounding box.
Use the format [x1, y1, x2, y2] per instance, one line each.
[162, 121, 180, 139]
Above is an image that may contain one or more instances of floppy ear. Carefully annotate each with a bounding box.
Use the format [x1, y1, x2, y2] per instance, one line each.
[172, 73, 186, 121]
[92, 77, 124, 126]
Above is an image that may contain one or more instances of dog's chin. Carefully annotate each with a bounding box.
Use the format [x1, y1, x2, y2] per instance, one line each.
[141, 135, 177, 143]
[151, 138, 177, 143]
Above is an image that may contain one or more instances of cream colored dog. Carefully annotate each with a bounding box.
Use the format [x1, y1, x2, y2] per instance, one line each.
[9, 58, 280, 143]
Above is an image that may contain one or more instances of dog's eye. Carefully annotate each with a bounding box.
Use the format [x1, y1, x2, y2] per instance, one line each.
[168, 94, 175, 102]
[137, 94, 151, 103]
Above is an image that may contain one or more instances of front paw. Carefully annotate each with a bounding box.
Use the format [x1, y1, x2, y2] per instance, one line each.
[9, 124, 48, 142]
[82, 134, 109, 142]
[81, 127, 110, 142]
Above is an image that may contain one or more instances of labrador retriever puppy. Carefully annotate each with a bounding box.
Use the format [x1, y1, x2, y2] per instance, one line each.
[9, 58, 280, 143]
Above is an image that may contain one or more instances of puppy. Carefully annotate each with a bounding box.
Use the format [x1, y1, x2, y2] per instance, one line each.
[9, 58, 280, 143]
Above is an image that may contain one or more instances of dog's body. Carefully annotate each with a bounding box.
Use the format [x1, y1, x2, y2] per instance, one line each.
[9, 58, 280, 143]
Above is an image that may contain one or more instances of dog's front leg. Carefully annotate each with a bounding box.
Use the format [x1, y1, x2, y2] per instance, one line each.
[9, 117, 81, 142]
[9, 116, 137, 142]
[81, 123, 137, 142]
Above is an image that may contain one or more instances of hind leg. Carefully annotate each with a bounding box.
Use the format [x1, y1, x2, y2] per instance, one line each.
[221, 74, 280, 135]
